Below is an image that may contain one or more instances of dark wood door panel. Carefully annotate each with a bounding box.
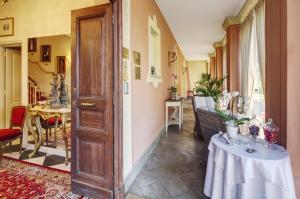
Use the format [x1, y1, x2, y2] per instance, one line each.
[71, 4, 115, 198]
[78, 139, 106, 177]
[78, 17, 105, 97]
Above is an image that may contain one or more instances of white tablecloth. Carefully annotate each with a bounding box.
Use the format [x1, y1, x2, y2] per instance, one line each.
[204, 134, 297, 199]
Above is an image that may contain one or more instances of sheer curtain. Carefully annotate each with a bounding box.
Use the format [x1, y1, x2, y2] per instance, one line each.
[256, 2, 265, 94]
[240, 13, 256, 104]
[239, 1, 266, 118]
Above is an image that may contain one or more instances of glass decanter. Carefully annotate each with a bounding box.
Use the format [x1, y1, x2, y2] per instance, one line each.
[263, 119, 279, 150]
[248, 115, 261, 145]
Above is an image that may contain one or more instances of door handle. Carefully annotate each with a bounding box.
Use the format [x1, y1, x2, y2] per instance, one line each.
[80, 102, 96, 108]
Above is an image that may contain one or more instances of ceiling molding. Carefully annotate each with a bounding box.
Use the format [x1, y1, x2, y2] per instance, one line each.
[238, 0, 259, 20]
[213, 41, 224, 49]
[209, 52, 216, 58]
[223, 16, 242, 30]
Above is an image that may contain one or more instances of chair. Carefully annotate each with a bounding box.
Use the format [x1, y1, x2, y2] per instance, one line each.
[191, 96, 206, 139]
[197, 108, 226, 164]
[40, 117, 62, 146]
[0, 106, 27, 165]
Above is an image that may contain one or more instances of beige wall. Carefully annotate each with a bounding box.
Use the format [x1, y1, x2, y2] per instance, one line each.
[188, 61, 207, 90]
[131, 0, 186, 164]
[287, 0, 300, 196]
[0, 0, 109, 105]
[28, 35, 71, 97]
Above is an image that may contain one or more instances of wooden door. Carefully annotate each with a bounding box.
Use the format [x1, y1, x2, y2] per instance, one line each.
[5, 48, 22, 128]
[71, 4, 116, 198]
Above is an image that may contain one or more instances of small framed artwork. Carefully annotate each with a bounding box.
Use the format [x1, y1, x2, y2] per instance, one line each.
[0, 17, 14, 37]
[40, 45, 51, 62]
[133, 50, 141, 65]
[56, 56, 66, 74]
[123, 47, 129, 60]
[134, 66, 141, 80]
[28, 38, 37, 52]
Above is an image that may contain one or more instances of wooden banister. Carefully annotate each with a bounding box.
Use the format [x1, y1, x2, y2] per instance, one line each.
[28, 76, 37, 86]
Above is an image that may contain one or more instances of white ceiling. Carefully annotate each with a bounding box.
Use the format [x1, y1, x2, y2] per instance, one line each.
[155, 0, 246, 61]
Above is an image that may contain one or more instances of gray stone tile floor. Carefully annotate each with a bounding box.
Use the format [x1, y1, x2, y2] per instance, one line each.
[127, 100, 209, 199]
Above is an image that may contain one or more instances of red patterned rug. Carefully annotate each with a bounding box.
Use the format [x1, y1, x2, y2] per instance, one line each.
[0, 157, 81, 199]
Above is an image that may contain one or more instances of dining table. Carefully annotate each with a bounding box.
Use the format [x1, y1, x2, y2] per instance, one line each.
[204, 134, 297, 199]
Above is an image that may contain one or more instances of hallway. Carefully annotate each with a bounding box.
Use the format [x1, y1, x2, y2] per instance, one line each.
[127, 101, 209, 199]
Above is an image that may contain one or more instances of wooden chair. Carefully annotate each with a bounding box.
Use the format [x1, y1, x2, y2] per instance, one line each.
[40, 117, 62, 146]
[197, 108, 226, 164]
[0, 106, 27, 165]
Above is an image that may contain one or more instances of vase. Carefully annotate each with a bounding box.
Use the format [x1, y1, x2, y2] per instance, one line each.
[226, 125, 239, 138]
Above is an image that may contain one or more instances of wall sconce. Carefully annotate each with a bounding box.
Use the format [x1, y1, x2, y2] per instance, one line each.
[168, 45, 178, 66]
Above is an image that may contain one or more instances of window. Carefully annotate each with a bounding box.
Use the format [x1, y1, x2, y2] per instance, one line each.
[147, 15, 162, 88]
[252, 55, 265, 121]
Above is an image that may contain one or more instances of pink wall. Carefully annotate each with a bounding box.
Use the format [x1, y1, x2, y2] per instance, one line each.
[287, 0, 300, 196]
[131, 0, 185, 164]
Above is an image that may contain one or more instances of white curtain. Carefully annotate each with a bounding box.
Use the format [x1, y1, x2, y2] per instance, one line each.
[240, 2, 266, 118]
[240, 13, 255, 96]
[240, 12, 258, 115]
[256, 2, 265, 94]
[223, 47, 227, 90]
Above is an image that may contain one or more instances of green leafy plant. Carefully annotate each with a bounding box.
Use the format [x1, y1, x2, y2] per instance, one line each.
[193, 73, 227, 102]
[168, 86, 177, 92]
[215, 109, 250, 126]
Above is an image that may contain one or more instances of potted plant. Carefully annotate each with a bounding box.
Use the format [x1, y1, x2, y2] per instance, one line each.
[168, 86, 177, 99]
[168, 74, 178, 99]
[216, 91, 250, 138]
[194, 73, 227, 107]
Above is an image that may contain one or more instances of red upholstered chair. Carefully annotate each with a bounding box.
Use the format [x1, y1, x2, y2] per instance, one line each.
[0, 106, 27, 165]
[40, 117, 62, 145]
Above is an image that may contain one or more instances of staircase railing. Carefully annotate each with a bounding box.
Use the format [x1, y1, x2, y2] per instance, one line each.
[28, 76, 37, 105]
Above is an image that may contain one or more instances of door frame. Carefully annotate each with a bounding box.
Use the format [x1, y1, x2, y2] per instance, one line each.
[0, 42, 23, 128]
[110, 0, 124, 198]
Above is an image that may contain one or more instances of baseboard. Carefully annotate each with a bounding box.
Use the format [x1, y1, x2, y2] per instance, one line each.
[124, 128, 166, 192]
[294, 175, 300, 197]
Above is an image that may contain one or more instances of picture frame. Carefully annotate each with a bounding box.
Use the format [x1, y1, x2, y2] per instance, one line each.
[40, 45, 51, 62]
[134, 66, 141, 80]
[133, 50, 141, 65]
[28, 38, 37, 52]
[56, 56, 66, 74]
[0, 17, 14, 37]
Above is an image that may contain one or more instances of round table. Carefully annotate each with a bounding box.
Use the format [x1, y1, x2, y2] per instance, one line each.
[204, 134, 297, 199]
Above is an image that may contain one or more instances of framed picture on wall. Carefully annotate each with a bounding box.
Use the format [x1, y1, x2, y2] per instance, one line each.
[134, 66, 141, 80]
[40, 45, 51, 62]
[56, 56, 66, 74]
[0, 17, 14, 37]
[133, 50, 141, 65]
[28, 38, 37, 52]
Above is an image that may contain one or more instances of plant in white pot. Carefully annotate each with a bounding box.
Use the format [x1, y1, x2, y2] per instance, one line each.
[216, 91, 250, 138]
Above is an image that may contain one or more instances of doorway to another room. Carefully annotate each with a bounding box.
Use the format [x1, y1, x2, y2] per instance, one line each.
[2, 35, 72, 171]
